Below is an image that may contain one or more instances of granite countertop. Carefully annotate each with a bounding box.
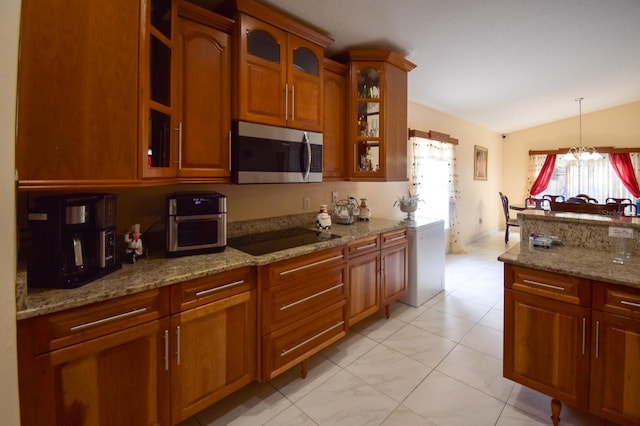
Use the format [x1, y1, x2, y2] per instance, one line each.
[16, 217, 408, 320]
[499, 242, 640, 289]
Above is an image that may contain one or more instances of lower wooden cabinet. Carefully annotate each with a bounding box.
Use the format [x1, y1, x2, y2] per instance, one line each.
[589, 282, 640, 424]
[380, 229, 408, 310]
[504, 264, 640, 425]
[17, 268, 258, 426]
[260, 246, 348, 380]
[17, 289, 172, 426]
[347, 230, 407, 326]
[169, 268, 257, 424]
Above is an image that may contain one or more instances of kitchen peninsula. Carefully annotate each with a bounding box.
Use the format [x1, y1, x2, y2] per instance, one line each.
[498, 209, 640, 426]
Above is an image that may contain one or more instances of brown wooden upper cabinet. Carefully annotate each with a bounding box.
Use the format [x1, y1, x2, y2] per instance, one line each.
[223, 0, 333, 132]
[335, 50, 416, 182]
[142, 1, 234, 182]
[16, 0, 141, 189]
[16, 0, 234, 189]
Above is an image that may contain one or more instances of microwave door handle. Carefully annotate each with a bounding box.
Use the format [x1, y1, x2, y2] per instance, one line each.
[303, 131, 311, 181]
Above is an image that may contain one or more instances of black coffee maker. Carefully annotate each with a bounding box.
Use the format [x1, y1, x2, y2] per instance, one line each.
[28, 193, 121, 289]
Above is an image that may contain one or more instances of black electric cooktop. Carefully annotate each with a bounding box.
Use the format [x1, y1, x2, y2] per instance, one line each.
[227, 227, 342, 256]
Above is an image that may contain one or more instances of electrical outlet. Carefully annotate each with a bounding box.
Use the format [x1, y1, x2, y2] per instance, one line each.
[303, 197, 310, 210]
[332, 190, 338, 203]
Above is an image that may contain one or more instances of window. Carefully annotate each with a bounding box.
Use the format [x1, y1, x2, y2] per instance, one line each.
[531, 153, 640, 202]
[411, 137, 454, 227]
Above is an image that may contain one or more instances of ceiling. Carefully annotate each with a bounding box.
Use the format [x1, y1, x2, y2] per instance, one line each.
[237, 0, 640, 133]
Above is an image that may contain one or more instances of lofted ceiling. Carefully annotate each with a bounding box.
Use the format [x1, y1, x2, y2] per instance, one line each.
[205, 0, 640, 133]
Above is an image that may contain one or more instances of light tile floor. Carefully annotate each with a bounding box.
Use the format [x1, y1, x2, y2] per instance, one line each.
[180, 231, 613, 426]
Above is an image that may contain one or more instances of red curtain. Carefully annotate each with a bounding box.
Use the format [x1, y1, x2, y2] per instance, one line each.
[610, 153, 640, 198]
[530, 155, 556, 196]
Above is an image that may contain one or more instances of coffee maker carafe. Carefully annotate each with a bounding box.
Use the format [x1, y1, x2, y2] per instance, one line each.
[28, 193, 121, 289]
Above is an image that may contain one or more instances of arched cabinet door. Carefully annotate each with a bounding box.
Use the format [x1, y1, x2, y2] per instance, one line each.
[234, 9, 331, 132]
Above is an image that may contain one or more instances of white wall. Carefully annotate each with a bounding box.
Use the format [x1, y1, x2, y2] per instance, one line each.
[407, 101, 503, 245]
[503, 101, 640, 204]
[1, 0, 21, 424]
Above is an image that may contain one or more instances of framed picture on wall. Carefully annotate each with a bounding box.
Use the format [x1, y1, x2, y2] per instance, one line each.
[474, 145, 488, 180]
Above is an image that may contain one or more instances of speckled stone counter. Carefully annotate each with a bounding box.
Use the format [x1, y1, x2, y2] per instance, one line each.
[16, 216, 408, 320]
[498, 210, 640, 288]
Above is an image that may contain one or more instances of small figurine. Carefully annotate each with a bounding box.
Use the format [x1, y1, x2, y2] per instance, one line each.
[124, 223, 147, 263]
[316, 205, 332, 230]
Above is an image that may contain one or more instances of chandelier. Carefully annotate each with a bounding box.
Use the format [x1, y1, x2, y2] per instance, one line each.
[562, 97, 601, 161]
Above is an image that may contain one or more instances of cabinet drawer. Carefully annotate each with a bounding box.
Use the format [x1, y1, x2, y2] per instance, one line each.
[381, 229, 407, 249]
[23, 288, 170, 355]
[348, 235, 379, 257]
[593, 282, 640, 319]
[262, 301, 346, 380]
[171, 267, 256, 312]
[261, 246, 346, 288]
[505, 264, 590, 306]
[262, 264, 347, 333]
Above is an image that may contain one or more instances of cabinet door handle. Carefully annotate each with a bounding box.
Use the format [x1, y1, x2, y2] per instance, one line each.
[284, 83, 288, 120]
[280, 321, 344, 357]
[280, 283, 344, 311]
[164, 329, 169, 372]
[595, 320, 600, 360]
[195, 280, 245, 297]
[175, 122, 183, 168]
[621, 300, 640, 309]
[355, 243, 377, 251]
[522, 280, 565, 291]
[279, 255, 344, 276]
[581, 317, 586, 355]
[176, 325, 181, 366]
[291, 85, 295, 121]
[386, 235, 406, 243]
[69, 307, 148, 332]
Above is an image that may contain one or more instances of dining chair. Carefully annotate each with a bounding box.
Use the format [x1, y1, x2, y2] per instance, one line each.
[525, 197, 550, 210]
[605, 198, 636, 216]
[543, 194, 565, 202]
[499, 192, 520, 244]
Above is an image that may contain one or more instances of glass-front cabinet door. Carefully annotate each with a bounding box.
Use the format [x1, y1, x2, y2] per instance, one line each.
[352, 63, 383, 177]
[142, 0, 177, 178]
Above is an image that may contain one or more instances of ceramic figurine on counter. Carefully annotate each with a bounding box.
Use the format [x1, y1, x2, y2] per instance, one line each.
[316, 205, 332, 230]
[358, 198, 371, 221]
[124, 223, 147, 264]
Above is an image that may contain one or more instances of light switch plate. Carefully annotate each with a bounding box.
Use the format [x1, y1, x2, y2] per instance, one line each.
[609, 227, 634, 238]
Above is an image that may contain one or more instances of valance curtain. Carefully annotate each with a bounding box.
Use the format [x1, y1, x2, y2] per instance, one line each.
[410, 136, 465, 254]
[529, 155, 556, 196]
[609, 153, 640, 198]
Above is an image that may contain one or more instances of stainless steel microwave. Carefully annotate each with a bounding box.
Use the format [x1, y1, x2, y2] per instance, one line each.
[166, 192, 227, 257]
[231, 121, 323, 184]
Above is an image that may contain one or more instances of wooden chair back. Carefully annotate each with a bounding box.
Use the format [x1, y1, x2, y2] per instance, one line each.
[543, 194, 565, 202]
[525, 197, 550, 210]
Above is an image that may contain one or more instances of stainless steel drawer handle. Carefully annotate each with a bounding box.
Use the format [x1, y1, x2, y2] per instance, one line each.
[176, 325, 181, 366]
[195, 280, 245, 297]
[164, 329, 169, 371]
[280, 255, 344, 276]
[386, 235, 406, 242]
[621, 300, 640, 309]
[280, 283, 345, 311]
[355, 243, 377, 251]
[595, 320, 600, 360]
[581, 317, 586, 355]
[522, 280, 565, 291]
[280, 321, 344, 357]
[70, 307, 148, 332]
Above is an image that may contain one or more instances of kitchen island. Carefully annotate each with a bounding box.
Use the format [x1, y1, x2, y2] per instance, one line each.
[498, 209, 640, 426]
